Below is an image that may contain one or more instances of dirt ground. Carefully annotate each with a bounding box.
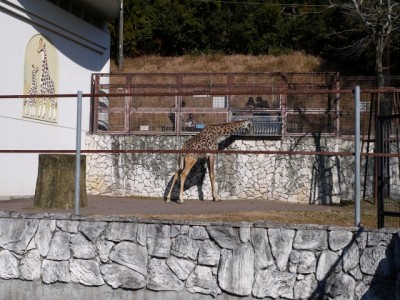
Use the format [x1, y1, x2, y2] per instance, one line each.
[0, 195, 376, 228]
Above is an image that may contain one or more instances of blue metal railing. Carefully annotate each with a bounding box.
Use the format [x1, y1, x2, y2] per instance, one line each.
[232, 115, 283, 136]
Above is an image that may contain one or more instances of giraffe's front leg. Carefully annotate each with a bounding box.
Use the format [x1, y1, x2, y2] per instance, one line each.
[39, 98, 46, 118]
[31, 100, 36, 117]
[207, 156, 220, 201]
[23, 99, 28, 115]
[48, 102, 52, 120]
[36, 99, 41, 117]
[53, 100, 58, 120]
[48, 98, 57, 120]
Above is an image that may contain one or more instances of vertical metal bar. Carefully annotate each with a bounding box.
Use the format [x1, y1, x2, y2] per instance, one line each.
[89, 74, 99, 134]
[363, 94, 374, 200]
[377, 115, 384, 228]
[335, 72, 340, 137]
[74, 91, 83, 215]
[118, 0, 124, 71]
[354, 86, 361, 226]
[281, 93, 287, 138]
[176, 75, 183, 136]
[124, 88, 130, 134]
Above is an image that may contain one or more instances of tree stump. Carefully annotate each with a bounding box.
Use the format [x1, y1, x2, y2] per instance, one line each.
[34, 154, 88, 209]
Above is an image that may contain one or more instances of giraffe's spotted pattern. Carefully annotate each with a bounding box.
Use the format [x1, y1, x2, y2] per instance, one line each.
[37, 37, 56, 120]
[167, 120, 252, 203]
[24, 64, 39, 117]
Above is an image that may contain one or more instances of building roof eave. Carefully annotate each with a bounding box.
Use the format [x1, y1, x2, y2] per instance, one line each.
[78, 0, 120, 20]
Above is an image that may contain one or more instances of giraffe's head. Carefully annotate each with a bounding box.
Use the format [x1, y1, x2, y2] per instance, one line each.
[31, 64, 39, 73]
[37, 37, 46, 53]
[236, 120, 252, 133]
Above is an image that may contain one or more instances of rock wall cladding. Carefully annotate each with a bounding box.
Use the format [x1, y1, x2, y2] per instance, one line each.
[0, 213, 399, 300]
[85, 134, 383, 203]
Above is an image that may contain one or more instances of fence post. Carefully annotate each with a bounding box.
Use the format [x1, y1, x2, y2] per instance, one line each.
[75, 91, 83, 215]
[354, 86, 361, 226]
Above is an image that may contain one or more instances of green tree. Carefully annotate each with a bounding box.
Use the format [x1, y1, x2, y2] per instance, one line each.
[110, 0, 400, 76]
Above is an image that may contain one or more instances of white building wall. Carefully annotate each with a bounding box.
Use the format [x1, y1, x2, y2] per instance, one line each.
[0, 0, 113, 198]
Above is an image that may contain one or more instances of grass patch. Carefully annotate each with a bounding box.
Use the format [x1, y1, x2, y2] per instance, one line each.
[139, 201, 378, 228]
[112, 52, 324, 74]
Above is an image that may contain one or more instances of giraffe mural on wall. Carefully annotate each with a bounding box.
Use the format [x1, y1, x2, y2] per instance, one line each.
[24, 64, 39, 117]
[37, 37, 56, 120]
[166, 120, 252, 203]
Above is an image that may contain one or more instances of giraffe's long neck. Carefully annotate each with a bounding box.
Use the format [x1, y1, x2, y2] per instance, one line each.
[213, 121, 246, 135]
[41, 48, 49, 80]
[32, 69, 37, 86]
[40, 47, 55, 94]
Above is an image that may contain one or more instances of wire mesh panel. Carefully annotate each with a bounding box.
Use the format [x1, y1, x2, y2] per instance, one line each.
[130, 74, 179, 95]
[97, 90, 109, 131]
[130, 112, 172, 132]
[130, 95, 175, 109]
[90, 72, 345, 136]
[93, 87, 128, 133]
[181, 112, 229, 133]
[182, 95, 215, 109]
[230, 94, 282, 110]
[107, 112, 126, 132]
[286, 113, 336, 135]
[377, 114, 400, 228]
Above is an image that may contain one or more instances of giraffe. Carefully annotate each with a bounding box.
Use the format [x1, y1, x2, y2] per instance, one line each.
[37, 37, 56, 120]
[24, 64, 39, 117]
[166, 120, 251, 203]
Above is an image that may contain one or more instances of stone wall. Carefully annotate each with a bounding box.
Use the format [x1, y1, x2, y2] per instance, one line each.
[85, 134, 387, 204]
[0, 212, 399, 299]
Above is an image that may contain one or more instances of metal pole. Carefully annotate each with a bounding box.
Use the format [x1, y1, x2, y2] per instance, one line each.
[74, 91, 83, 215]
[377, 115, 384, 228]
[118, 0, 124, 71]
[354, 86, 361, 226]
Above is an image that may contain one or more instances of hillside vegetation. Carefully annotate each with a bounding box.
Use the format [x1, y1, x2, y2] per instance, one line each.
[111, 52, 327, 73]
[110, 1, 400, 75]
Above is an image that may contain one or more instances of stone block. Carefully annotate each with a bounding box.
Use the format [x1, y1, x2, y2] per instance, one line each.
[0, 219, 39, 254]
[0, 250, 19, 279]
[109, 241, 147, 276]
[101, 263, 146, 289]
[147, 258, 184, 292]
[218, 243, 254, 296]
[252, 269, 296, 299]
[186, 265, 221, 297]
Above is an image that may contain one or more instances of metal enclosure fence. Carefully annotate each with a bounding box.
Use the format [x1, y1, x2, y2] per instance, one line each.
[90, 72, 400, 139]
[377, 112, 400, 228]
[2, 83, 400, 227]
[90, 72, 344, 137]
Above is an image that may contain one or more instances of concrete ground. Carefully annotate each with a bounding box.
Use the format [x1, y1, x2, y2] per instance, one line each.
[0, 195, 346, 219]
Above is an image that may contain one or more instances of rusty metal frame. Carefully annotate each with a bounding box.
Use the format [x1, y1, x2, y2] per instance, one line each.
[90, 72, 343, 137]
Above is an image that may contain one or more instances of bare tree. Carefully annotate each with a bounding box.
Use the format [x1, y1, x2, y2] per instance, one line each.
[331, 0, 400, 88]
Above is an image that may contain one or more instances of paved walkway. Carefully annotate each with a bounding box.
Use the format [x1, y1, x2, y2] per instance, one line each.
[0, 195, 345, 218]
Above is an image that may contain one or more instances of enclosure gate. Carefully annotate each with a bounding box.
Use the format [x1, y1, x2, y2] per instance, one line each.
[376, 112, 400, 228]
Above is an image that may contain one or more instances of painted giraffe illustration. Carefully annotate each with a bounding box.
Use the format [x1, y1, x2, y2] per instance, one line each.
[24, 64, 39, 117]
[37, 37, 56, 120]
[166, 120, 251, 203]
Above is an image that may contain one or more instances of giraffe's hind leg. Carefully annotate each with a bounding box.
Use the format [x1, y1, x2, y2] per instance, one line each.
[177, 157, 197, 203]
[166, 155, 183, 203]
[166, 170, 180, 203]
[207, 156, 220, 201]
